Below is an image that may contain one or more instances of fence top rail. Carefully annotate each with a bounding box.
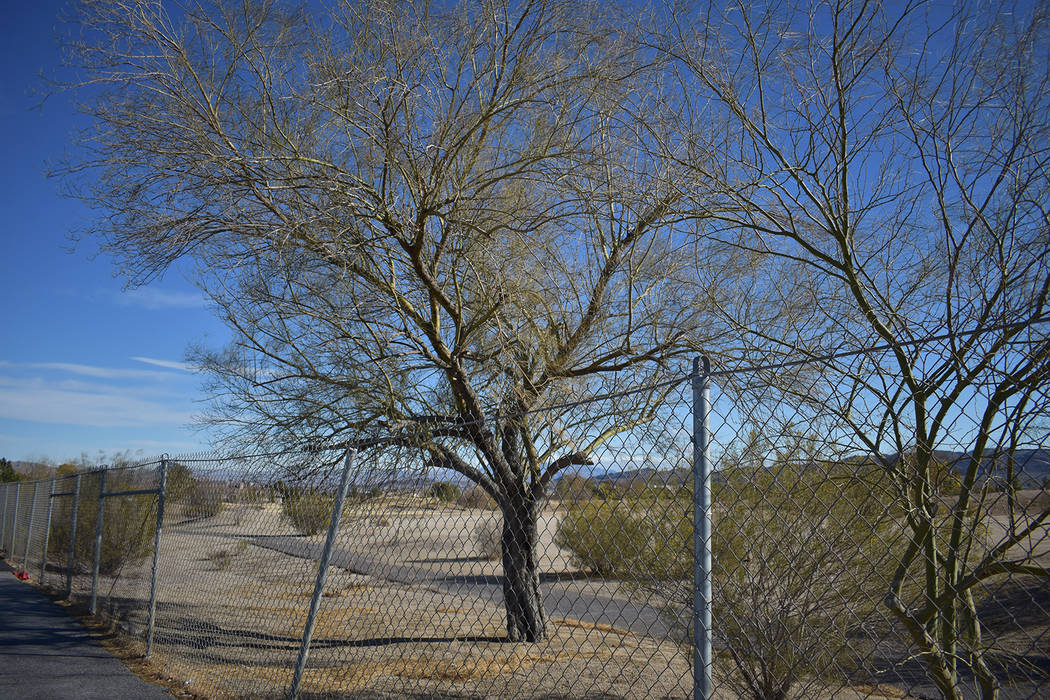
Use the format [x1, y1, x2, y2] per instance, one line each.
[102, 487, 161, 499]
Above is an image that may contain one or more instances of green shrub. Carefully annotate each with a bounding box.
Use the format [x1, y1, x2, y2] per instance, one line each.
[553, 473, 600, 501]
[48, 471, 157, 576]
[282, 490, 334, 535]
[427, 481, 461, 502]
[556, 461, 897, 700]
[164, 462, 197, 503]
[555, 497, 685, 577]
[184, 482, 225, 519]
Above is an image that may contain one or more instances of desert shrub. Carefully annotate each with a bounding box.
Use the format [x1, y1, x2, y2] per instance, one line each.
[237, 483, 267, 504]
[553, 473, 599, 501]
[556, 460, 898, 700]
[427, 481, 462, 502]
[184, 482, 225, 518]
[164, 462, 196, 503]
[474, 517, 502, 560]
[47, 471, 157, 576]
[208, 540, 249, 570]
[209, 549, 233, 570]
[456, 485, 497, 510]
[282, 490, 334, 535]
[556, 497, 683, 577]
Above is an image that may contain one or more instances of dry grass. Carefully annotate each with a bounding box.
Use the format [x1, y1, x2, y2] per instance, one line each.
[54, 497, 1028, 699]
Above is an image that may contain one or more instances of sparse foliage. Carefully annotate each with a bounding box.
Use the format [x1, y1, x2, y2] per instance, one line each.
[475, 517, 503, 561]
[656, 2, 1050, 696]
[282, 490, 335, 536]
[184, 482, 225, 519]
[556, 456, 898, 700]
[56, 0, 738, 642]
[48, 467, 157, 576]
[426, 482, 461, 504]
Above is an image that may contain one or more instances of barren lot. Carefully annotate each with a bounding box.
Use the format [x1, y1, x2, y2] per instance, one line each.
[54, 493, 1050, 699]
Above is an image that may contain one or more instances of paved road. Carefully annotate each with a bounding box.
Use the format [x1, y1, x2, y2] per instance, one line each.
[0, 559, 171, 700]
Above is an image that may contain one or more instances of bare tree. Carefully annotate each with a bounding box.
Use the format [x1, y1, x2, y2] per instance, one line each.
[660, 1, 1050, 697]
[57, 0, 735, 642]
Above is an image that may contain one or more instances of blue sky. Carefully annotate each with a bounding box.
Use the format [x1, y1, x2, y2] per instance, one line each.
[0, 1, 230, 463]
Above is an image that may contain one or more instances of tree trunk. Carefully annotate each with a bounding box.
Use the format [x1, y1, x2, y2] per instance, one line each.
[501, 493, 546, 642]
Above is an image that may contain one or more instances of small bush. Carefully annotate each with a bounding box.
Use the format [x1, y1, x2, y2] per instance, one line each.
[427, 481, 461, 502]
[184, 483, 225, 519]
[237, 483, 267, 504]
[48, 471, 157, 576]
[165, 462, 197, 503]
[555, 499, 677, 577]
[556, 461, 899, 700]
[456, 485, 497, 510]
[209, 549, 233, 570]
[208, 540, 249, 570]
[475, 517, 502, 560]
[553, 473, 599, 501]
[282, 490, 335, 535]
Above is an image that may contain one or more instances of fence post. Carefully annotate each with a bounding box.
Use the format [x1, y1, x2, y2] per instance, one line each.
[0, 483, 7, 553]
[146, 457, 169, 657]
[90, 468, 108, 616]
[41, 479, 56, 584]
[10, 482, 21, 558]
[22, 481, 39, 573]
[692, 356, 713, 700]
[289, 449, 357, 699]
[66, 474, 82, 599]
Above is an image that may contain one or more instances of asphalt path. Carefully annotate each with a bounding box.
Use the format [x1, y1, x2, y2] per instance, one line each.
[248, 534, 677, 640]
[0, 559, 171, 699]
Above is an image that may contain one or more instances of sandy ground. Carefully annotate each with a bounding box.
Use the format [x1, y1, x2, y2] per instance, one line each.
[44, 493, 1050, 699]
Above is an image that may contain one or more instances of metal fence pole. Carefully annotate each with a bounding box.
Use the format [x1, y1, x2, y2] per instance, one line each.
[289, 449, 357, 699]
[0, 483, 7, 554]
[10, 482, 21, 557]
[90, 469, 108, 616]
[146, 458, 168, 657]
[40, 479, 56, 584]
[66, 474, 82, 599]
[22, 481, 38, 573]
[692, 356, 713, 700]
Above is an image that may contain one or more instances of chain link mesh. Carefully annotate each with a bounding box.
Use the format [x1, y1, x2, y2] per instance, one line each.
[2, 337, 1048, 699]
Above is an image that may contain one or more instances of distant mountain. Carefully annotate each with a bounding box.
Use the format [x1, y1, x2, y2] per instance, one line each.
[10, 461, 52, 480]
[884, 448, 1050, 488]
[572, 448, 1050, 491]
[584, 466, 691, 489]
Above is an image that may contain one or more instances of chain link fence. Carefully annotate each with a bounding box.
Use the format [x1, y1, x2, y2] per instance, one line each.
[2, 341, 1048, 699]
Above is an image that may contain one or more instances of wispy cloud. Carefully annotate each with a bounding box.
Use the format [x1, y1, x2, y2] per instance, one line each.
[115, 287, 206, 310]
[0, 377, 195, 428]
[131, 356, 196, 373]
[0, 360, 175, 382]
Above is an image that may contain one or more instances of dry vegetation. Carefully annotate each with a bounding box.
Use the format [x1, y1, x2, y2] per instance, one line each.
[34, 486, 1049, 699]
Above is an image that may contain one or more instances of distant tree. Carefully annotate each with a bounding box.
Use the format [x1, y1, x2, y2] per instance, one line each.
[553, 472, 600, 501]
[55, 463, 79, 476]
[426, 482, 462, 503]
[0, 458, 22, 482]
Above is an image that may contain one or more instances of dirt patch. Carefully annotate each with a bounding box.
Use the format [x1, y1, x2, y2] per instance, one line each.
[42, 496, 1050, 699]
